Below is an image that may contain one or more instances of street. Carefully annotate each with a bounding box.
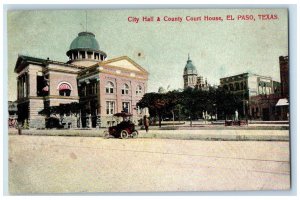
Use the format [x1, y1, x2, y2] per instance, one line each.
[8, 134, 290, 194]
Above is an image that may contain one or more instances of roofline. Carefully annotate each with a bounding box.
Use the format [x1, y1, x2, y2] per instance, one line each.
[14, 55, 86, 73]
[78, 56, 149, 76]
[100, 56, 149, 74]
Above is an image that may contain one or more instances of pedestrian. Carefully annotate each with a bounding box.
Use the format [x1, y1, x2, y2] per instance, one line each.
[143, 115, 149, 133]
[235, 110, 239, 121]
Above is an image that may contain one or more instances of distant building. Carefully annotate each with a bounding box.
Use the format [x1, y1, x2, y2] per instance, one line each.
[275, 56, 289, 120]
[158, 86, 166, 93]
[249, 94, 282, 121]
[220, 72, 281, 120]
[220, 73, 281, 99]
[248, 56, 289, 121]
[183, 55, 209, 90]
[279, 56, 289, 98]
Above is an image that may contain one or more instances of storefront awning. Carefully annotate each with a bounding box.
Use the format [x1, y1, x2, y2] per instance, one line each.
[42, 85, 49, 92]
[59, 83, 71, 91]
[276, 98, 289, 106]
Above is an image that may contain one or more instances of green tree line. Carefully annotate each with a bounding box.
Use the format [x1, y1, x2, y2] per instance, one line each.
[137, 87, 244, 127]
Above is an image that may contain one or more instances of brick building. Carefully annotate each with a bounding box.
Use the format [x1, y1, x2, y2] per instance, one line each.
[279, 56, 289, 98]
[248, 56, 289, 121]
[14, 31, 148, 128]
[220, 72, 281, 119]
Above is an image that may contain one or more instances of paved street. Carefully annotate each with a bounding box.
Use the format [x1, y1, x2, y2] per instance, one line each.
[9, 135, 290, 194]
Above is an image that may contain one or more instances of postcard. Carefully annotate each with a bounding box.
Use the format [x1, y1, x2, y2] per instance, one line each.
[7, 8, 290, 194]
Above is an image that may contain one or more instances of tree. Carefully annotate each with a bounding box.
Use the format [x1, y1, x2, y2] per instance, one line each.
[180, 87, 210, 126]
[215, 87, 242, 120]
[137, 91, 181, 127]
[39, 102, 82, 128]
[39, 102, 82, 117]
[137, 87, 243, 127]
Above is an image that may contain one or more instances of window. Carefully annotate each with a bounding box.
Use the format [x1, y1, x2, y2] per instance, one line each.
[94, 82, 98, 95]
[94, 53, 99, 60]
[106, 101, 115, 115]
[87, 52, 92, 59]
[106, 81, 114, 94]
[136, 85, 143, 95]
[59, 83, 71, 96]
[122, 102, 130, 113]
[89, 82, 98, 95]
[223, 85, 228, 91]
[235, 83, 240, 91]
[80, 51, 85, 59]
[244, 81, 247, 89]
[122, 84, 129, 95]
[73, 53, 78, 60]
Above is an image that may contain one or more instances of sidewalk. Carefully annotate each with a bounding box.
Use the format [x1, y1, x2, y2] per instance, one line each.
[140, 129, 289, 141]
[8, 128, 289, 141]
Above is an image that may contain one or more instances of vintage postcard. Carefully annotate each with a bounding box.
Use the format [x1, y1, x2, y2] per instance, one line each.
[7, 8, 290, 194]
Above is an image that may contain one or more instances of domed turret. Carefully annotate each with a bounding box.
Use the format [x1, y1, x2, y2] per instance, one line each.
[66, 32, 107, 67]
[183, 55, 198, 76]
[183, 55, 198, 89]
[69, 32, 100, 50]
[158, 86, 166, 94]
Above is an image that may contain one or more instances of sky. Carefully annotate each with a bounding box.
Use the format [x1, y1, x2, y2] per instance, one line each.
[7, 9, 288, 101]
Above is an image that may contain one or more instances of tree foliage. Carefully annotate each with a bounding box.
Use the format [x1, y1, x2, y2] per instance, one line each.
[38, 102, 81, 117]
[137, 87, 243, 125]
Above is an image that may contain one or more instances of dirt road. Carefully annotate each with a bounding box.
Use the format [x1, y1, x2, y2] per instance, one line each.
[8, 135, 290, 194]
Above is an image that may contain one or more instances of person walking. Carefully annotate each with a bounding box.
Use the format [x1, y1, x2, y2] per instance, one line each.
[143, 115, 149, 133]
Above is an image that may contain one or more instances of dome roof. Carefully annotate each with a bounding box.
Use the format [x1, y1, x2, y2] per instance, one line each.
[158, 87, 166, 93]
[184, 56, 198, 75]
[69, 32, 100, 50]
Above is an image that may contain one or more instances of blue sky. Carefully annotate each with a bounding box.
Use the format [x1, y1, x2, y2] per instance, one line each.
[7, 9, 288, 100]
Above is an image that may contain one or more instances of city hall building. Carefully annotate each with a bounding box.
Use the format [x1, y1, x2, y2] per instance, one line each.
[14, 32, 148, 128]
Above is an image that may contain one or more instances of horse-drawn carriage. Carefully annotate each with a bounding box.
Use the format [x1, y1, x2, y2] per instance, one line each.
[103, 112, 139, 139]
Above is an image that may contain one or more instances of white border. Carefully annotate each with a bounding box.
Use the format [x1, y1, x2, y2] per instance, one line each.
[1, 1, 299, 199]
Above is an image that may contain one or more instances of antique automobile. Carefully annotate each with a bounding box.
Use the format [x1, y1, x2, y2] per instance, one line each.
[103, 112, 139, 139]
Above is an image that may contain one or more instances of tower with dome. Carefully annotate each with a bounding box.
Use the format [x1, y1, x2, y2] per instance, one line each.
[14, 31, 148, 128]
[183, 55, 209, 90]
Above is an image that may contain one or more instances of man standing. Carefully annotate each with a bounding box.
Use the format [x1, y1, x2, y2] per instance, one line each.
[235, 110, 239, 121]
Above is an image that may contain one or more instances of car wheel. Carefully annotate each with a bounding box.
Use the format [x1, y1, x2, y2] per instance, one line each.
[131, 130, 138, 138]
[103, 130, 109, 138]
[120, 130, 128, 139]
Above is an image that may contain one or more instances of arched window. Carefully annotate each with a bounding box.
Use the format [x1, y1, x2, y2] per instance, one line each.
[122, 84, 129, 95]
[240, 82, 244, 90]
[106, 81, 114, 94]
[136, 85, 143, 95]
[235, 83, 240, 91]
[59, 83, 71, 96]
[229, 84, 234, 91]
